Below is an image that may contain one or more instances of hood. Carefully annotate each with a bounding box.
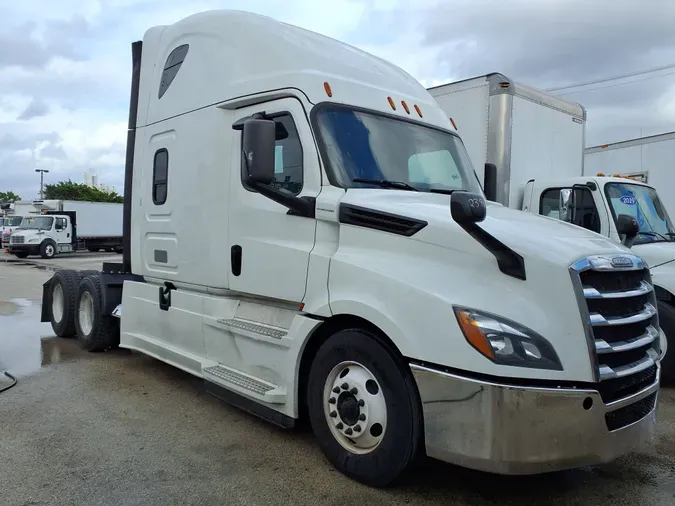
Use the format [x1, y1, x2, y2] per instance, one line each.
[341, 189, 629, 266]
[631, 242, 675, 269]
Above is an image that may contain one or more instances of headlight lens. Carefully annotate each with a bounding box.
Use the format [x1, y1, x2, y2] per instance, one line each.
[453, 306, 563, 371]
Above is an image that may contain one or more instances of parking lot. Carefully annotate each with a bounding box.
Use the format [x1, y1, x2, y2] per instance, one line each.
[1, 252, 675, 506]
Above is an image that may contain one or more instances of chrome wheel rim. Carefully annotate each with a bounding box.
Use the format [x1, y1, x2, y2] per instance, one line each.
[52, 284, 64, 324]
[323, 361, 387, 454]
[78, 292, 94, 335]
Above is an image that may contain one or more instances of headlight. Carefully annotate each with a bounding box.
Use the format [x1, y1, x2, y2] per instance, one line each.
[453, 306, 563, 371]
[28, 238, 39, 243]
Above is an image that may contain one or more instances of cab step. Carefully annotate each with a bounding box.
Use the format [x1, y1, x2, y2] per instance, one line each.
[203, 363, 287, 404]
[203, 363, 293, 429]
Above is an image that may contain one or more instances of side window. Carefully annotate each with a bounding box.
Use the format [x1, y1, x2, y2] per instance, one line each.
[158, 44, 189, 99]
[241, 113, 303, 195]
[540, 187, 601, 233]
[153, 149, 168, 205]
[540, 188, 563, 219]
[55, 217, 66, 230]
[571, 187, 601, 233]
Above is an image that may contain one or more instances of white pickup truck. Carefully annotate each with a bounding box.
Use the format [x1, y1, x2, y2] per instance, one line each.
[38, 10, 664, 486]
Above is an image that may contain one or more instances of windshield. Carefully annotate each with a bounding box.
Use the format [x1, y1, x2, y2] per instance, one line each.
[6, 216, 22, 227]
[314, 106, 483, 194]
[24, 216, 53, 231]
[605, 183, 675, 244]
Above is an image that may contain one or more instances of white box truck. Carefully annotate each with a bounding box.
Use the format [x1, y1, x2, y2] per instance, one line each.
[1, 201, 35, 249]
[429, 74, 675, 382]
[8, 199, 123, 259]
[37, 11, 664, 486]
[585, 131, 675, 219]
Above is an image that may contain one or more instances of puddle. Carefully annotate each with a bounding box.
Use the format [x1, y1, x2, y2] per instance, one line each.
[0, 298, 81, 380]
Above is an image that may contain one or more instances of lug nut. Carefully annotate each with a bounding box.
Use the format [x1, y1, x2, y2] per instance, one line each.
[358, 399, 365, 407]
[336, 422, 343, 429]
[341, 383, 349, 390]
[358, 414, 366, 421]
[345, 428, 353, 435]
[350, 387, 357, 395]
[329, 397, 336, 404]
[332, 387, 340, 394]
[353, 425, 362, 432]
[329, 411, 337, 418]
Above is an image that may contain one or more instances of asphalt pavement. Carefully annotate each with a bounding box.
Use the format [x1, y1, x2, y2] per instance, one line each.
[0, 257, 674, 505]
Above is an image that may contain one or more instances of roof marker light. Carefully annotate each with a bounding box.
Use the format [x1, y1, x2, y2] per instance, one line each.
[401, 100, 410, 114]
[323, 82, 333, 97]
[449, 117, 457, 130]
[414, 104, 423, 117]
[597, 172, 605, 176]
[387, 96, 396, 110]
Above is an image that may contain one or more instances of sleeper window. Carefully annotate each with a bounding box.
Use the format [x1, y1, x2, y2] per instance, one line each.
[153, 149, 168, 205]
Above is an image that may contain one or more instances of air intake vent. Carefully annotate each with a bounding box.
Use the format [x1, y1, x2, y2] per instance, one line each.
[339, 204, 427, 237]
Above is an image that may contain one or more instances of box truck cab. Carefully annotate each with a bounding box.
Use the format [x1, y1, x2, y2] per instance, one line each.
[522, 175, 675, 379]
[39, 10, 663, 486]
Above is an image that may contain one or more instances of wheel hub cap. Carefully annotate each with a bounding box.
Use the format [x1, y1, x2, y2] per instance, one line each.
[323, 361, 388, 454]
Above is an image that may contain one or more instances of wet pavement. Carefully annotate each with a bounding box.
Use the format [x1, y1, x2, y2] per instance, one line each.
[1, 261, 675, 505]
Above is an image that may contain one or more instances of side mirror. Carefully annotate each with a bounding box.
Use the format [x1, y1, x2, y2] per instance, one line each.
[559, 188, 573, 222]
[242, 119, 276, 184]
[483, 163, 497, 202]
[616, 213, 639, 248]
[451, 191, 487, 225]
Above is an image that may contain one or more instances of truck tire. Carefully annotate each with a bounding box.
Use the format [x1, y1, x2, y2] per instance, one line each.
[48, 270, 82, 337]
[74, 274, 120, 352]
[40, 240, 57, 259]
[657, 300, 675, 384]
[306, 328, 423, 487]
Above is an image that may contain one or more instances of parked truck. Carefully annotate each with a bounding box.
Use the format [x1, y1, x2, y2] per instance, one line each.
[429, 73, 675, 381]
[9, 199, 123, 259]
[585, 131, 675, 219]
[38, 11, 664, 486]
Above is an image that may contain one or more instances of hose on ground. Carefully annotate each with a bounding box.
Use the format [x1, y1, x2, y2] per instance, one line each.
[1, 371, 17, 393]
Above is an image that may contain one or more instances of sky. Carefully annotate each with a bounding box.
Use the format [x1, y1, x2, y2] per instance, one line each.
[1, 0, 674, 200]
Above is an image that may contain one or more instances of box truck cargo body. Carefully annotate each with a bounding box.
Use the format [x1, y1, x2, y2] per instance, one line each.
[427, 73, 586, 207]
[585, 131, 675, 219]
[8, 199, 123, 258]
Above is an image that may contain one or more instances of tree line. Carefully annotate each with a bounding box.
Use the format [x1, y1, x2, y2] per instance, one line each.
[0, 180, 123, 204]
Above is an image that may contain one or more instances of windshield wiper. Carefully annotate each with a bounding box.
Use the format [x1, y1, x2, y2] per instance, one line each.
[352, 178, 418, 191]
[637, 231, 671, 242]
[429, 188, 467, 195]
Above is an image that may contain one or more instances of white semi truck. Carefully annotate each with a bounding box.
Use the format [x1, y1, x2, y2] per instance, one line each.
[429, 73, 675, 382]
[39, 11, 664, 486]
[8, 199, 123, 259]
[585, 131, 675, 219]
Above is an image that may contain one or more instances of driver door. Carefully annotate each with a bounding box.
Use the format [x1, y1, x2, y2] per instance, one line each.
[53, 216, 70, 246]
[227, 97, 322, 303]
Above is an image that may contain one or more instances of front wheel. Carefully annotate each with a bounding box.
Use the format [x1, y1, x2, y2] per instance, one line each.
[40, 241, 56, 259]
[657, 300, 675, 384]
[306, 328, 423, 487]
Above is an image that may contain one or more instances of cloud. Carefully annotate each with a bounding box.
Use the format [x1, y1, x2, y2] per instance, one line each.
[17, 98, 50, 121]
[1, 0, 674, 199]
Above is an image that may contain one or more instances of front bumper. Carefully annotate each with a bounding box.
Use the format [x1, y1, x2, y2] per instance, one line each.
[8, 244, 39, 254]
[411, 363, 660, 475]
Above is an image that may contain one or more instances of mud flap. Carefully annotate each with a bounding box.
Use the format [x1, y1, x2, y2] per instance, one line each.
[40, 277, 54, 323]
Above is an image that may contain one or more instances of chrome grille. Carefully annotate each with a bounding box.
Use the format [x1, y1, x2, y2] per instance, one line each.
[570, 254, 660, 417]
[10, 235, 24, 244]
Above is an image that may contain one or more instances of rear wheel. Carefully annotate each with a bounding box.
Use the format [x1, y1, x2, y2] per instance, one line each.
[306, 328, 423, 487]
[657, 300, 675, 384]
[74, 274, 119, 352]
[49, 270, 82, 337]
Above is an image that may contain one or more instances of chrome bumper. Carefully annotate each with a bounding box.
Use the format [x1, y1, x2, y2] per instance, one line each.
[410, 363, 660, 475]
